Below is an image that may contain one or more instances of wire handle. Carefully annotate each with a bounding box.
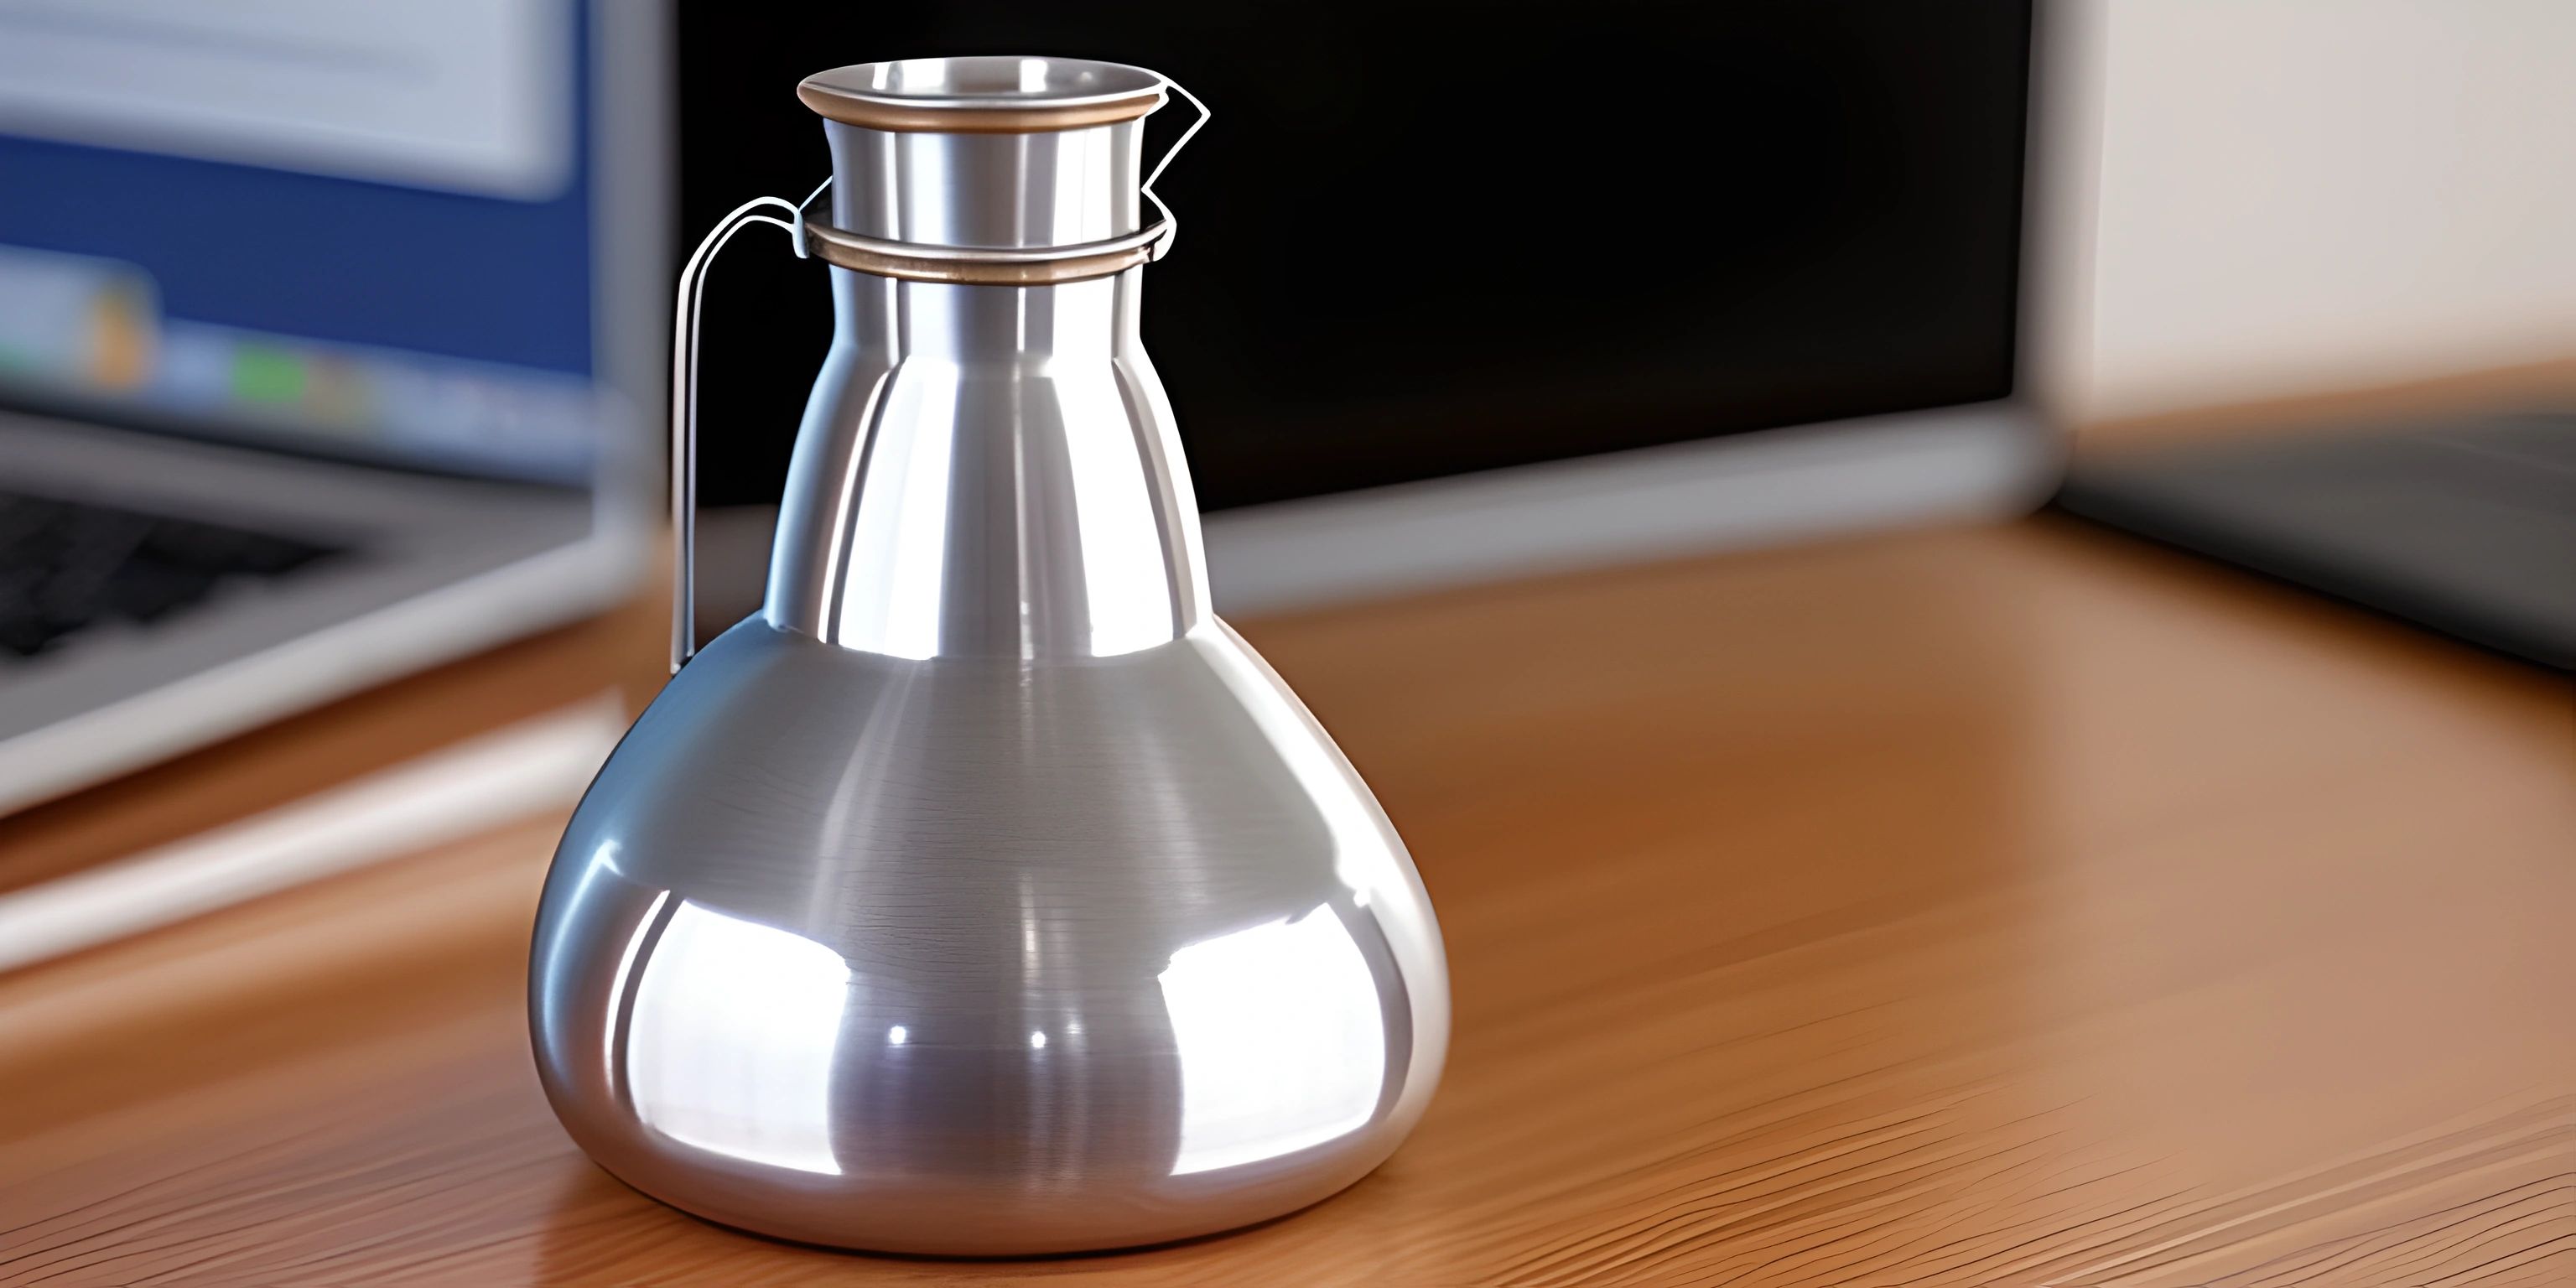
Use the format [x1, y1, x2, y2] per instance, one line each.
[1141, 79, 1210, 260]
[669, 185, 821, 673]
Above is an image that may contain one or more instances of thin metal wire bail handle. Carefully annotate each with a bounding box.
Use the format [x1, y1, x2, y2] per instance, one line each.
[1141, 79, 1210, 260]
[669, 184, 821, 673]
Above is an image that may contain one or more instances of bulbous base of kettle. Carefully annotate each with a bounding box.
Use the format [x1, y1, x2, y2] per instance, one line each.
[528, 619, 1448, 1254]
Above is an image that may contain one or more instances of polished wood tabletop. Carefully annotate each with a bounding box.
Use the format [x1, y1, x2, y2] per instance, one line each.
[3, 518, 2570, 1287]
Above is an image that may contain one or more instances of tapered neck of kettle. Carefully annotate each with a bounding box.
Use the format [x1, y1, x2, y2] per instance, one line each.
[760, 91, 1212, 662]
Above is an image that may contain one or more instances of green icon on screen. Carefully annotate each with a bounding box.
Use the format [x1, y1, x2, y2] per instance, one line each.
[231, 345, 305, 404]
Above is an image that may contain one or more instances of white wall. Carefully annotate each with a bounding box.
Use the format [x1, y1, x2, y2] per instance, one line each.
[2056, 0, 2576, 423]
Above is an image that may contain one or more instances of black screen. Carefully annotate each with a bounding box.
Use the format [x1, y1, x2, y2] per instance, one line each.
[680, 2, 2033, 511]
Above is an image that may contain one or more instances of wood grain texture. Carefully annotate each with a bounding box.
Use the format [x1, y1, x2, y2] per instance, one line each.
[2, 519, 2571, 1286]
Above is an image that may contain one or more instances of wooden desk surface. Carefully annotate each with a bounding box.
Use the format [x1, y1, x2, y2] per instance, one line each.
[3, 519, 2570, 1287]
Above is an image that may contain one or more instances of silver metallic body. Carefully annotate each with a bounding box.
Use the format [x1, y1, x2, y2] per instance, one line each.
[532, 58, 1450, 1254]
[768, 115, 1184, 662]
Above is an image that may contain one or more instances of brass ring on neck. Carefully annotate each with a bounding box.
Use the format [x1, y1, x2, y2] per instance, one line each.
[800, 217, 1173, 286]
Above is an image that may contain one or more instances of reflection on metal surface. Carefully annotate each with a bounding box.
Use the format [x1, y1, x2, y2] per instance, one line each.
[833, 366, 956, 661]
[1062, 356, 1176, 657]
[1192, 627, 1421, 922]
[626, 901, 850, 1176]
[787, 268, 1200, 662]
[598, 885, 667, 1081]
[531, 621, 1448, 1252]
[531, 55, 1446, 1255]
[1161, 905, 1385, 1176]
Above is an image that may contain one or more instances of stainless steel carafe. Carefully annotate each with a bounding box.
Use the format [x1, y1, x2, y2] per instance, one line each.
[528, 57, 1449, 1256]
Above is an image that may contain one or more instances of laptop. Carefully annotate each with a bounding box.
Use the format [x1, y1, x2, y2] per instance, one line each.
[2059, 411, 2576, 673]
[5, 0, 2078, 816]
[0, 0, 665, 814]
[673, 0, 2075, 621]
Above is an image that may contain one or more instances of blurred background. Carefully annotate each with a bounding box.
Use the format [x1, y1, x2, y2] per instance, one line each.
[0, 0, 2569, 933]
[2, 6, 2573, 1273]
[2064, 0, 2576, 426]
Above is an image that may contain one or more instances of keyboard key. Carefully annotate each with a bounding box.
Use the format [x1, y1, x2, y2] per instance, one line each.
[0, 490, 349, 660]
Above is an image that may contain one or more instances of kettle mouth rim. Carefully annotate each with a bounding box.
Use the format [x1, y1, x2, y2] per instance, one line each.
[800, 56, 1168, 133]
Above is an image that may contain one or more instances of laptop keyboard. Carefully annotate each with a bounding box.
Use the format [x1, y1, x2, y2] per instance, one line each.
[2057, 413, 2576, 672]
[0, 489, 347, 660]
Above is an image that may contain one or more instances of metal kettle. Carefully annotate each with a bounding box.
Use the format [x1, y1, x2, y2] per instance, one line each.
[528, 57, 1449, 1256]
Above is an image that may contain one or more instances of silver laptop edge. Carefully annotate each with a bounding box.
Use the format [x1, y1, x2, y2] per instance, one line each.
[1203, 402, 2058, 615]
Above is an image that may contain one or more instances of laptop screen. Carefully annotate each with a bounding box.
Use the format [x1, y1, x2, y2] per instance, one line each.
[678, 1, 2034, 512]
[0, 0, 605, 484]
